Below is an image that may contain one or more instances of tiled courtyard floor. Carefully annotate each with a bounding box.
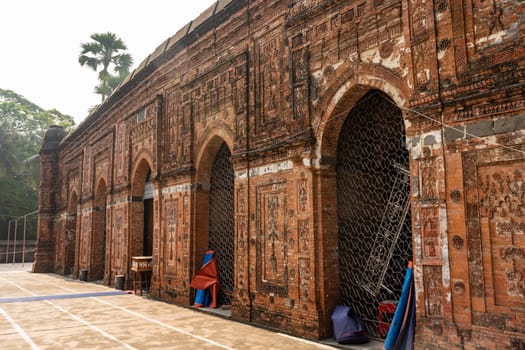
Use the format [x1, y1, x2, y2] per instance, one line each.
[0, 264, 382, 350]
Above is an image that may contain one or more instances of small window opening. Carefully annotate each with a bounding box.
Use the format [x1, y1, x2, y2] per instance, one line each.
[136, 108, 146, 123]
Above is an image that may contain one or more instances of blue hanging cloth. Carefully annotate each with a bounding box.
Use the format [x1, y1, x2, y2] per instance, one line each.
[384, 261, 415, 350]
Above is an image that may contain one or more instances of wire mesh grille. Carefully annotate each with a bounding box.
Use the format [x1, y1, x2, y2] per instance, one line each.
[1, 211, 38, 264]
[336, 90, 412, 339]
[209, 142, 235, 305]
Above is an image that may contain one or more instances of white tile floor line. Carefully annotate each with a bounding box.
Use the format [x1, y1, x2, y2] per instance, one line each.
[4, 271, 339, 349]
[0, 275, 137, 350]
[5, 273, 237, 350]
[0, 306, 41, 350]
[277, 332, 338, 349]
[44, 300, 138, 350]
[95, 298, 237, 350]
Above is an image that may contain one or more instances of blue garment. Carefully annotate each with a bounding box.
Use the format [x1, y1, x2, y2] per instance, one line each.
[193, 251, 215, 307]
[384, 262, 415, 350]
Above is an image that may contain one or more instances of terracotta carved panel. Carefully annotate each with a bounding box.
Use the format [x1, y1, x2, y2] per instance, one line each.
[166, 86, 182, 164]
[478, 162, 525, 307]
[82, 148, 91, 194]
[237, 215, 248, 288]
[256, 31, 283, 131]
[288, 0, 323, 20]
[112, 208, 123, 270]
[471, 0, 523, 50]
[412, 41, 432, 91]
[80, 212, 91, 265]
[165, 199, 178, 270]
[424, 265, 443, 317]
[182, 54, 247, 120]
[237, 188, 247, 214]
[421, 206, 440, 259]
[298, 258, 311, 302]
[419, 157, 440, 200]
[183, 195, 189, 253]
[297, 179, 308, 213]
[298, 219, 309, 253]
[256, 181, 288, 294]
[115, 122, 128, 182]
[291, 47, 309, 122]
[409, 0, 429, 42]
[464, 146, 525, 317]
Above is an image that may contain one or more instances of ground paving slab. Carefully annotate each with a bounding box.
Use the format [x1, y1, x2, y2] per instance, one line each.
[0, 264, 382, 350]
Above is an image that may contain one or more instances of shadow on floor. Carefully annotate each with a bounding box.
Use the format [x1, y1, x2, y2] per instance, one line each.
[320, 338, 383, 350]
[194, 305, 232, 318]
[197, 304, 384, 350]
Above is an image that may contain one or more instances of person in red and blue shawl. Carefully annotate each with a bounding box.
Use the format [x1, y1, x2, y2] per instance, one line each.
[191, 249, 219, 308]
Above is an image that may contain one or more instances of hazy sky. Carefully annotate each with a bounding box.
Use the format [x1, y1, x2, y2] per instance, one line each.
[1, 0, 215, 124]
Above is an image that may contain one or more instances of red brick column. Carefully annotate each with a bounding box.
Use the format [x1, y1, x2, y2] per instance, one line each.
[33, 126, 66, 273]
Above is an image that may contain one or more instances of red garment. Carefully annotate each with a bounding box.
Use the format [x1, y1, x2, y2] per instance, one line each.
[190, 251, 219, 308]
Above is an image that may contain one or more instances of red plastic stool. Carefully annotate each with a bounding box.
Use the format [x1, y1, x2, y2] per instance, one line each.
[378, 300, 398, 338]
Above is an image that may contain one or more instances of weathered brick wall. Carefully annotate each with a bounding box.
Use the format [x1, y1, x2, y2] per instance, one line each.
[35, 0, 525, 346]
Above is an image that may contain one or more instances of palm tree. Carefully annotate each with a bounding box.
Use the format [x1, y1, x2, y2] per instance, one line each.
[79, 32, 133, 101]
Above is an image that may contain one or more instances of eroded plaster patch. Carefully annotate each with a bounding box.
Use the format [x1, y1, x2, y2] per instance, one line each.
[235, 160, 293, 180]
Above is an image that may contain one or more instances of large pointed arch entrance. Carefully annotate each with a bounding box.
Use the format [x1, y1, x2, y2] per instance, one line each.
[129, 158, 155, 293]
[195, 137, 235, 308]
[335, 89, 412, 339]
[130, 159, 154, 259]
[92, 180, 107, 280]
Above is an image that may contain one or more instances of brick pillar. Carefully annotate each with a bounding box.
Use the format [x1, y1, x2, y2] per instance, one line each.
[312, 165, 340, 339]
[33, 126, 66, 273]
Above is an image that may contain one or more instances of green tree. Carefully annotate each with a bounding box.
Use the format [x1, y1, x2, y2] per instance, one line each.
[0, 88, 75, 239]
[79, 32, 133, 101]
[0, 125, 18, 178]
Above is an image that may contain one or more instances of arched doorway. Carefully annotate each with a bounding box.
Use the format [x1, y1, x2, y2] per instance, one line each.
[65, 192, 78, 275]
[92, 180, 107, 280]
[208, 142, 235, 306]
[336, 89, 412, 339]
[130, 161, 154, 259]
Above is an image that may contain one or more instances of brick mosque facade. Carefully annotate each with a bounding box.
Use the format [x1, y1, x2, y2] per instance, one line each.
[35, 0, 525, 347]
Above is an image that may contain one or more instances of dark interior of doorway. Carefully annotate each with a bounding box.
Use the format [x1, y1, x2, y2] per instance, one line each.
[143, 198, 153, 257]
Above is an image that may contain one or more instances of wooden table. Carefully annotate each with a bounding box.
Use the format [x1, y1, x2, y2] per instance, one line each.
[131, 256, 152, 295]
